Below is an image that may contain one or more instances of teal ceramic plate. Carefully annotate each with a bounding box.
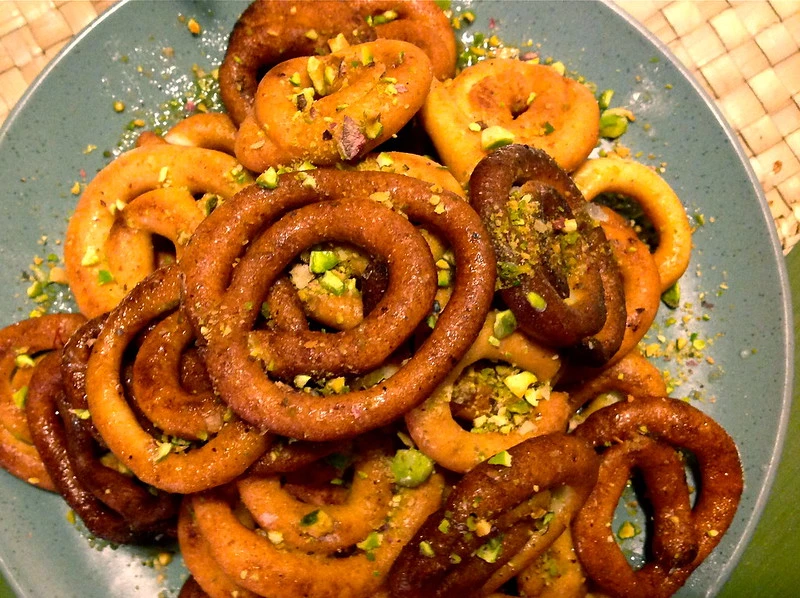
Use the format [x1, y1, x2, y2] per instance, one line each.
[0, 1, 792, 596]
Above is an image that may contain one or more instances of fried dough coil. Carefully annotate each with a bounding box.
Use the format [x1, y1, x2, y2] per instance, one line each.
[593, 206, 662, 364]
[237, 441, 396, 554]
[564, 349, 667, 420]
[241, 197, 437, 379]
[572, 158, 692, 292]
[130, 310, 227, 440]
[84, 266, 268, 493]
[0, 313, 85, 490]
[354, 0, 456, 80]
[469, 144, 625, 365]
[27, 351, 178, 543]
[219, 0, 375, 126]
[181, 170, 495, 441]
[421, 59, 599, 184]
[189, 468, 445, 597]
[64, 144, 251, 317]
[572, 396, 744, 598]
[136, 113, 237, 155]
[406, 311, 566, 473]
[178, 498, 258, 598]
[234, 40, 433, 171]
[388, 433, 600, 597]
[356, 151, 466, 198]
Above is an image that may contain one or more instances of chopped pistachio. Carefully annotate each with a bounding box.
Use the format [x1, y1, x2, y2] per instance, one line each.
[504, 371, 537, 398]
[256, 167, 279, 189]
[475, 536, 503, 563]
[319, 270, 345, 295]
[391, 448, 434, 488]
[481, 125, 515, 150]
[493, 309, 517, 339]
[12, 386, 28, 409]
[309, 250, 339, 273]
[487, 450, 513, 467]
[419, 541, 436, 557]
[526, 291, 547, 311]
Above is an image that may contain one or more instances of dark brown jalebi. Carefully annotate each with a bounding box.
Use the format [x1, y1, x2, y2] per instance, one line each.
[469, 144, 626, 365]
[181, 169, 495, 441]
[388, 433, 600, 597]
[572, 396, 744, 598]
[27, 351, 178, 543]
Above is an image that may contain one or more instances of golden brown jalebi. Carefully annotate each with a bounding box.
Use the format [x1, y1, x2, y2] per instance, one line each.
[84, 266, 269, 493]
[0, 313, 85, 490]
[406, 311, 567, 473]
[234, 39, 433, 171]
[572, 157, 692, 292]
[422, 59, 600, 185]
[189, 448, 445, 597]
[64, 144, 251, 316]
[219, 0, 454, 126]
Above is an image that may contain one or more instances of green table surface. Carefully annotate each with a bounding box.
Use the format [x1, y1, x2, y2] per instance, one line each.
[0, 250, 796, 596]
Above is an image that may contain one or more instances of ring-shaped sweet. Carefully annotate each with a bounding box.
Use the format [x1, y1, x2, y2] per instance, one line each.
[103, 186, 206, 271]
[190, 469, 444, 597]
[388, 432, 600, 597]
[136, 113, 237, 155]
[421, 59, 600, 185]
[178, 498, 259, 598]
[219, 0, 452, 126]
[572, 157, 692, 292]
[406, 311, 566, 473]
[353, 0, 456, 81]
[130, 310, 227, 440]
[163, 113, 238, 155]
[64, 144, 251, 317]
[234, 39, 433, 171]
[219, 0, 375, 126]
[27, 352, 178, 543]
[237, 442, 396, 554]
[180, 169, 495, 441]
[356, 151, 466, 198]
[240, 197, 438, 379]
[84, 266, 269, 494]
[0, 313, 84, 490]
[593, 205, 662, 364]
[564, 349, 667, 421]
[469, 144, 626, 365]
[60, 315, 110, 447]
[572, 396, 743, 598]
